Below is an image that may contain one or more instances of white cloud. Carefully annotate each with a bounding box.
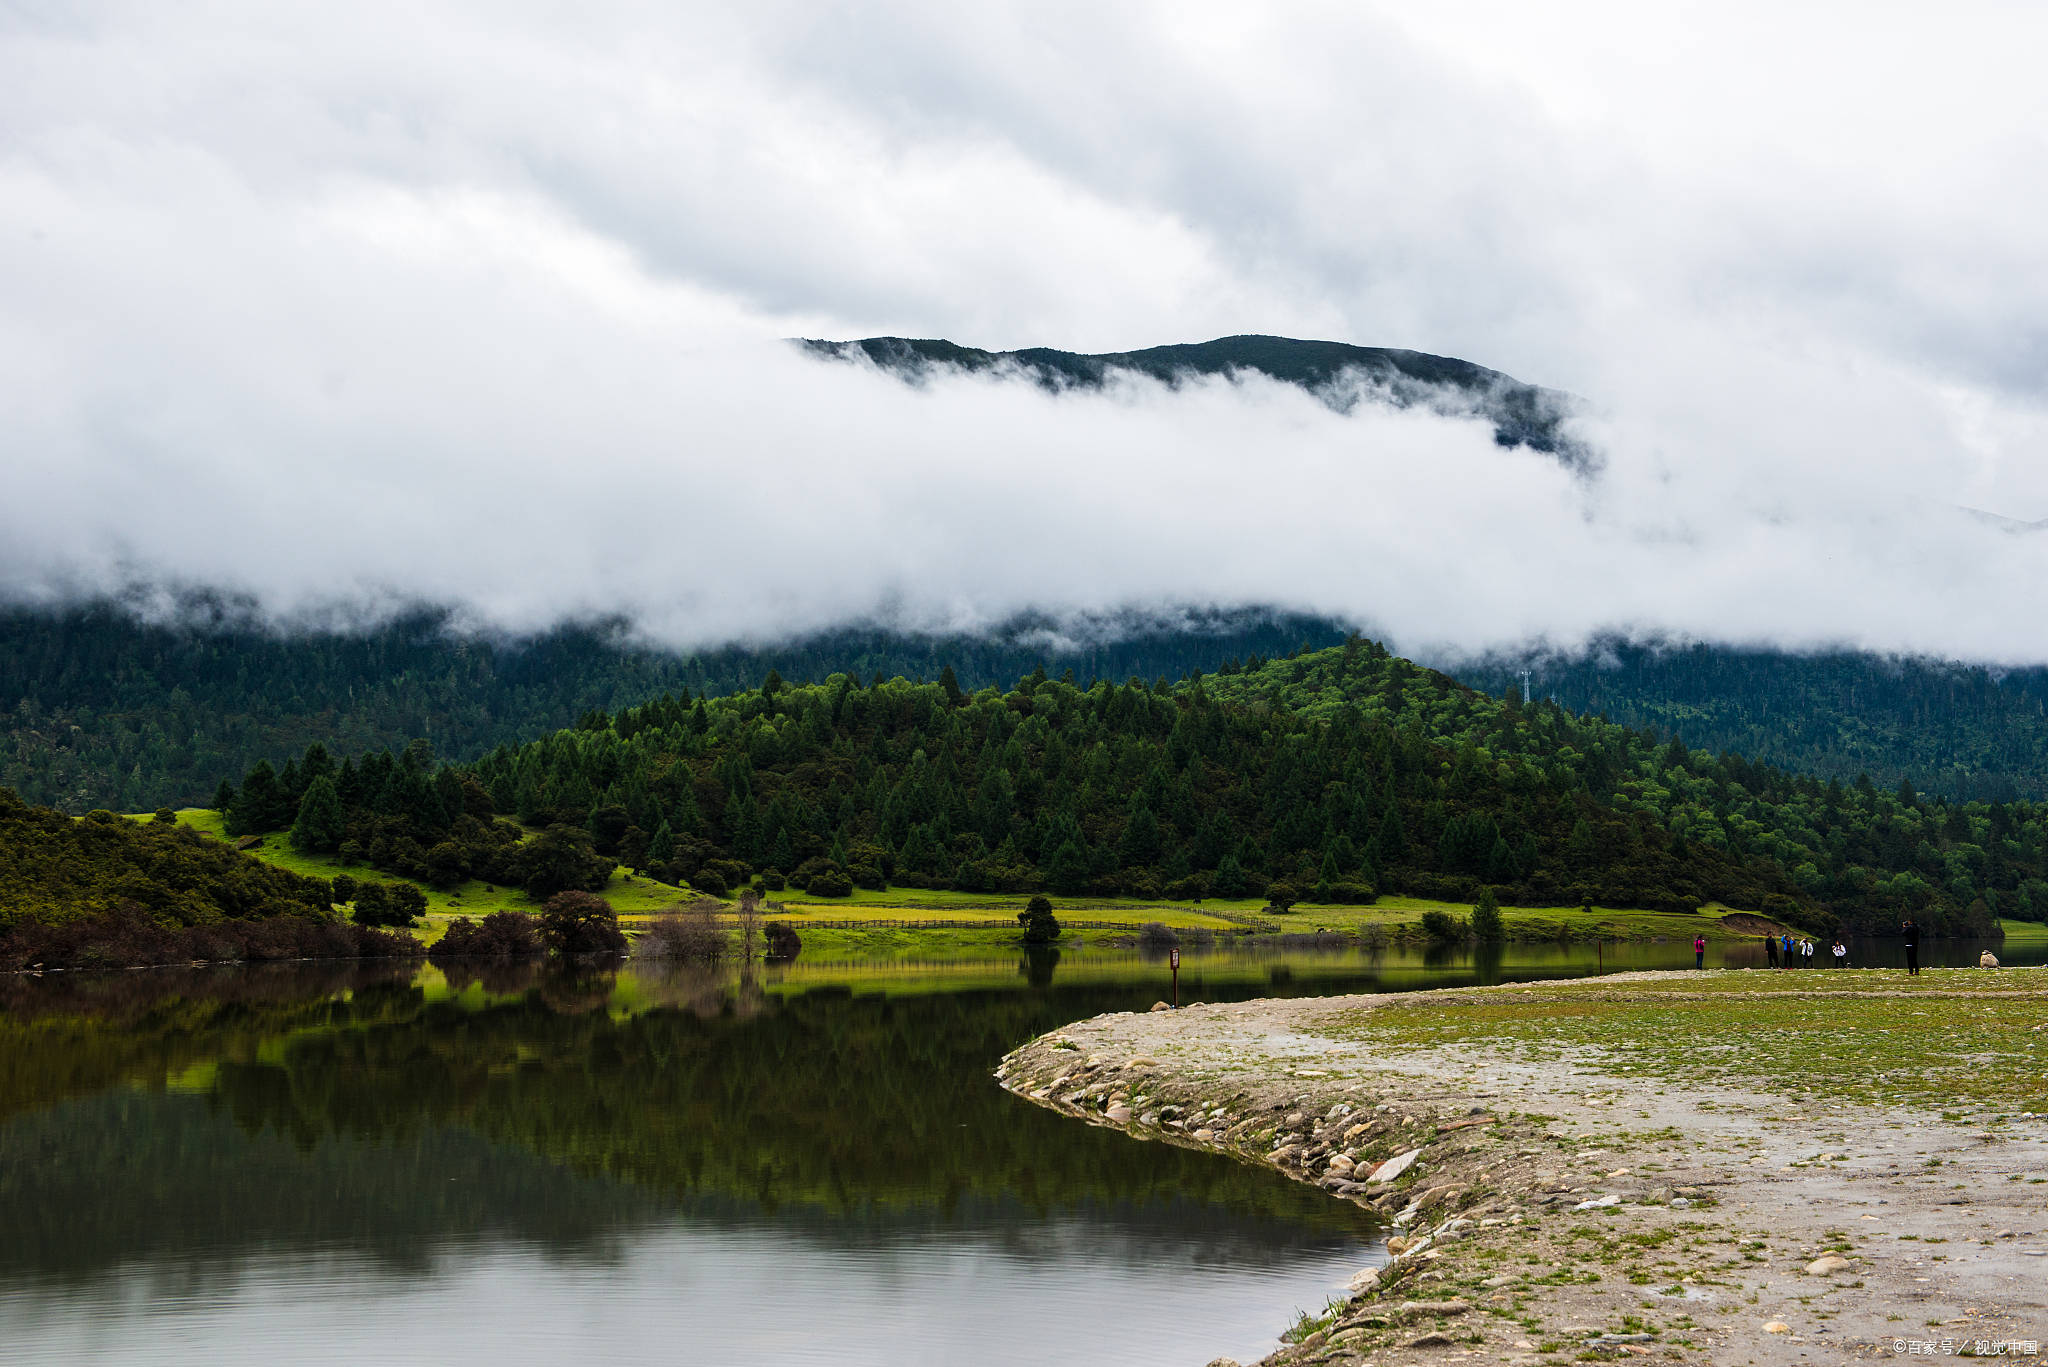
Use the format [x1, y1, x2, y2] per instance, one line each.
[1, 1, 2044, 661]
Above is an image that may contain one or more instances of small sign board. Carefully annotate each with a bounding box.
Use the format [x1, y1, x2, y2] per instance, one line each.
[1168, 947, 1180, 969]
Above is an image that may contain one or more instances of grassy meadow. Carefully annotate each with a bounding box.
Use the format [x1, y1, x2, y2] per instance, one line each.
[1337, 966, 2048, 1115]
[142, 807, 1807, 959]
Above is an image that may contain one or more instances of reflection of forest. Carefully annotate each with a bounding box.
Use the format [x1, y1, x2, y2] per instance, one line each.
[0, 964, 1376, 1282]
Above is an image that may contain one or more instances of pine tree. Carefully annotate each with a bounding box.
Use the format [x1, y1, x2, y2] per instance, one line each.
[289, 775, 346, 854]
[1470, 885, 1504, 941]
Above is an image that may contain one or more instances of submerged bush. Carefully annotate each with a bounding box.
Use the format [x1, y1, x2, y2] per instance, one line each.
[763, 920, 802, 960]
[539, 890, 627, 957]
[637, 901, 729, 961]
[1420, 908, 1465, 943]
[432, 910, 540, 960]
[1136, 921, 1178, 950]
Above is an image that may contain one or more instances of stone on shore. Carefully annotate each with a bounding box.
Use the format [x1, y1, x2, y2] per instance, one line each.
[1804, 1255, 1852, 1275]
[1368, 1147, 1422, 1184]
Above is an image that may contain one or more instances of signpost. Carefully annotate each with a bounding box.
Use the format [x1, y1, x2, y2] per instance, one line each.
[1169, 946, 1180, 1008]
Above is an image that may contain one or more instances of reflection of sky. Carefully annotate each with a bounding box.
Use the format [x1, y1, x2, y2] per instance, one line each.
[0, 1215, 1375, 1367]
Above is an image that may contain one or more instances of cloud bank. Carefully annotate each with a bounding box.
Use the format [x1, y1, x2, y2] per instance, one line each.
[2, 2, 2045, 662]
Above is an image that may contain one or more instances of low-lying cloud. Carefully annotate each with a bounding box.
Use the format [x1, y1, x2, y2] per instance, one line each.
[3, 3, 2046, 664]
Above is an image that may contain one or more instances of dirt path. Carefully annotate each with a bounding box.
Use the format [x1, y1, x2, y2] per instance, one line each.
[998, 971, 2048, 1367]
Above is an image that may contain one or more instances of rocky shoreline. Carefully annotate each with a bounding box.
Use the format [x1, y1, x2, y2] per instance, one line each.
[997, 972, 2048, 1366]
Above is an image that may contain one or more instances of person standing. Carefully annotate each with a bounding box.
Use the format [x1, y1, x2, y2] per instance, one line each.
[1832, 938, 1848, 968]
[1694, 933, 1707, 969]
[1801, 938, 1814, 967]
[1902, 918, 1919, 976]
[1765, 934, 1779, 968]
[1781, 933, 1794, 967]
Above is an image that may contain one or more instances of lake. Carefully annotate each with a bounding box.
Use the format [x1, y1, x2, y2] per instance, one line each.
[0, 934, 2027, 1365]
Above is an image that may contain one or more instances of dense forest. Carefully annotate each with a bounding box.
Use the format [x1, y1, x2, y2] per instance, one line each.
[215, 640, 2048, 935]
[1, 600, 1344, 813]
[1457, 640, 2048, 802]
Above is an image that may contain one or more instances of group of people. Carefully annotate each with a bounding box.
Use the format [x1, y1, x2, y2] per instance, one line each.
[1763, 932, 1849, 968]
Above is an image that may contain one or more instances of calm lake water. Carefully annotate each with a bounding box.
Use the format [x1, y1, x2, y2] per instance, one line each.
[0, 933, 2028, 1366]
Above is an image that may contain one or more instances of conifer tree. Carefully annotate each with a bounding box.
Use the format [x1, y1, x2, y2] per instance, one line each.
[1470, 885, 1504, 942]
[289, 775, 346, 854]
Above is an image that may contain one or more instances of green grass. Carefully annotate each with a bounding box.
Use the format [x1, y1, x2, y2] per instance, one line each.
[1999, 918, 2048, 951]
[1335, 967, 2048, 1115]
[148, 808, 1773, 950]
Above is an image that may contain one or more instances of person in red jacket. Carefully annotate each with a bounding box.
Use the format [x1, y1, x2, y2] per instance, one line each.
[1693, 933, 1706, 969]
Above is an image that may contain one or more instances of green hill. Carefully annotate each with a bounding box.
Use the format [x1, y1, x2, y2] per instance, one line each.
[212, 639, 2048, 937]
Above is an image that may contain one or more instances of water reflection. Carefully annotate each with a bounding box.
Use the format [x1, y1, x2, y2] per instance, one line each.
[2, 932, 2031, 1367]
[0, 958, 1380, 1367]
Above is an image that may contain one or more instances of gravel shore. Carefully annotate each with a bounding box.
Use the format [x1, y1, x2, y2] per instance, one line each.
[998, 970, 2048, 1367]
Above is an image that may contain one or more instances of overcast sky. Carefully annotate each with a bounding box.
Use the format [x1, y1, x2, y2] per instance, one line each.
[3, 2, 2045, 661]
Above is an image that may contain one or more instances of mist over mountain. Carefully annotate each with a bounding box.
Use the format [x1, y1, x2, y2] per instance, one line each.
[804, 334, 1592, 470]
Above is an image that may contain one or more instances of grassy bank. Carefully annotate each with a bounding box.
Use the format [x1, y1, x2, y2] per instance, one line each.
[150, 808, 1798, 955]
[1999, 917, 2048, 951]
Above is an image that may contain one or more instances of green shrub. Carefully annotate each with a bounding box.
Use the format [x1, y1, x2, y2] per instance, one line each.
[807, 869, 853, 897]
[1420, 908, 1465, 943]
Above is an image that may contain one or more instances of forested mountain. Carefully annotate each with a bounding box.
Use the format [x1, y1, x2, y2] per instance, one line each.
[14, 599, 2048, 823]
[1454, 642, 2048, 802]
[217, 640, 2048, 935]
[0, 601, 1343, 813]
[803, 334, 1592, 469]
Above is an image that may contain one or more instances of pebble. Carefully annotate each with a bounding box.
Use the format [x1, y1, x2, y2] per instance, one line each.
[1105, 1103, 1131, 1123]
[1804, 1255, 1852, 1276]
[1572, 1193, 1621, 1211]
[1764, 1321, 1791, 1334]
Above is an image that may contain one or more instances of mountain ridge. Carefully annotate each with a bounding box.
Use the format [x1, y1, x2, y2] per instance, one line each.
[802, 333, 1592, 470]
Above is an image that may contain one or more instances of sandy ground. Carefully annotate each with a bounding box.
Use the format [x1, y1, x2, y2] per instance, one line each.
[997, 973, 2048, 1367]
